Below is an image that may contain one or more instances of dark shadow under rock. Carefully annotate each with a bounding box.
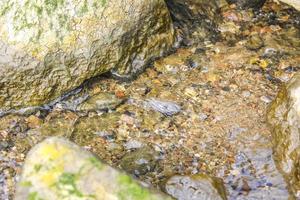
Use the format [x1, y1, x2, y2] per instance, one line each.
[226, 0, 266, 9]
[165, 0, 223, 46]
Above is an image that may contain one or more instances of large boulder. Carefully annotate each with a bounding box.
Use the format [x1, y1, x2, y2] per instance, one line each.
[267, 73, 300, 198]
[15, 137, 172, 200]
[0, 0, 175, 110]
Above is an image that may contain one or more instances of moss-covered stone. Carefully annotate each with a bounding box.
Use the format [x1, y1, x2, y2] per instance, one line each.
[15, 137, 172, 200]
[267, 73, 300, 198]
[0, 0, 175, 110]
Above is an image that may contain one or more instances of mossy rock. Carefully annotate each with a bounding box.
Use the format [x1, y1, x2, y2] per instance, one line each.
[0, 0, 175, 110]
[15, 137, 173, 200]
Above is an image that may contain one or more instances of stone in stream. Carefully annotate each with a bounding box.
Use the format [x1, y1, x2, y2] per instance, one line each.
[245, 34, 264, 51]
[120, 146, 159, 176]
[15, 137, 172, 200]
[165, 174, 227, 200]
[145, 99, 181, 116]
[267, 73, 300, 198]
[76, 93, 125, 112]
[0, 0, 175, 110]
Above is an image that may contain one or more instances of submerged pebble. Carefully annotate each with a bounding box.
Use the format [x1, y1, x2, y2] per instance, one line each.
[145, 99, 181, 116]
[76, 93, 125, 112]
[124, 140, 144, 150]
[120, 146, 158, 176]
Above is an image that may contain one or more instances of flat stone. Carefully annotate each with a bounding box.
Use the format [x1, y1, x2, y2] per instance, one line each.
[76, 93, 125, 112]
[145, 99, 181, 116]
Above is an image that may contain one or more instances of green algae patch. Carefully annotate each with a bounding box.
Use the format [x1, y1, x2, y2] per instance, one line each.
[117, 175, 151, 200]
[88, 157, 104, 170]
[28, 191, 44, 200]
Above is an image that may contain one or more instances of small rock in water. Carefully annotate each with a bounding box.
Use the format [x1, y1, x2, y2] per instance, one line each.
[242, 91, 251, 98]
[145, 99, 181, 116]
[120, 146, 158, 176]
[262, 48, 277, 58]
[15, 137, 171, 200]
[229, 126, 247, 139]
[94, 131, 116, 142]
[124, 140, 144, 150]
[165, 174, 227, 200]
[260, 96, 272, 103]
[0, 141, 11, 150]
[246, 34, 264, 51]
[55, 94, 89, 111]
[77, 93, 125, 112]
[199, 113, 208, 121]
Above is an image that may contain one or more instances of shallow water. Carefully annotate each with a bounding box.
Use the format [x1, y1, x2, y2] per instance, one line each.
[1, 1, 300, 199]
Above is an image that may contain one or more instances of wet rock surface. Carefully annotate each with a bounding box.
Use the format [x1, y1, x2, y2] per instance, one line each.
[15, 137, 171, 200]
[165, 174, 227, 200]
[267, 73, 300, 198]
[0, 0, 300, 199]
[0, 0, 175, 110]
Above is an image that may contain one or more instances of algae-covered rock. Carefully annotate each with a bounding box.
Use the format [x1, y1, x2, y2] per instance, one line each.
[267, 73, 300, 198]
[165, 174, 227, 200]
[0, 0, 175, 110]
[15, 137, 172, 200]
